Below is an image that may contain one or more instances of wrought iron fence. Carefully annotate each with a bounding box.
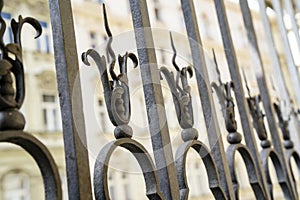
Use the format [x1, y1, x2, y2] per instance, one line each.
[1, 0, 300, 199]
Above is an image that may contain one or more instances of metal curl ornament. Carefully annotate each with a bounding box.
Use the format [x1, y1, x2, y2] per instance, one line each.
[0, 2, 42, 130]
[160, 32, 197, 141]
[211, 50, 241, 144]
[82, 4, 138, 139]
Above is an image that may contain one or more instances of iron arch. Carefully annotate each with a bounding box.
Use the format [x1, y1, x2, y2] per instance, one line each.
[260, 148, 293, 199]
[226, 144, 266, 199]
[286, 149, 300, 198]
[0, 131, 62, 200]
[93, 138, 164, 200]
[175, 140, 227, 200]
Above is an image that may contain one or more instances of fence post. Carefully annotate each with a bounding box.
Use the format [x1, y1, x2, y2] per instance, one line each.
[48, 1, 93, 199]
[129, 0, 180, 199]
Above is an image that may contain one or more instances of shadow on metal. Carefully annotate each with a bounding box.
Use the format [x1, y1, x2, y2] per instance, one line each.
[0, 131, 62, 200]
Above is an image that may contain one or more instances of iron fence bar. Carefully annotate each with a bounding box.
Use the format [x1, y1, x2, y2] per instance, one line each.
[284, 0, 300, 55]
[48, 1, 93, 199]
[212, 0, 270, 198]
[271, 0, 300, 107]
[180, 0, 235, 199]
[128, 0, 180, 199]
[257, 0, 300, 153]
[239, 1, 297, 198]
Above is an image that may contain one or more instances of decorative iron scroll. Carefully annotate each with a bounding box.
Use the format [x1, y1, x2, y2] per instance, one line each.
[211, 52, 266, 199]
[274, 100, 300, 197]
[0, 1, 42, 130]
[161, 35, 226, 199]
[244, 75, 293, 199]
[82, 4, 163, 199]
[0, 0, 62, 199]
[82, 5, 138, 139]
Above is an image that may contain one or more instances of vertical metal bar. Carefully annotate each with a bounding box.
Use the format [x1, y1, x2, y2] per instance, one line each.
[271, 0, 300, 107]
[239, 1, 297, 198]
[129, 0, 180, 199]
[180, 0, 235, 199]
[212, 0, 270, 198]
[285, 0, 300, 54]
[257, 0, 300, 153]
[48, 1, 93, 199]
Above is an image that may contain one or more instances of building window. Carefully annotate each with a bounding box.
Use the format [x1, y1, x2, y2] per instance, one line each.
[89, 31, 97, 48]
[201, 13, 211, 39]
[97, 98, 107, 133]
[124, 184, 131, 200]
[42, 94, 62, 132]
[2, 171, 30, 200]
[1, 12, 13, 44]
[153, 0, 162, 21]
[36, 21, 50, 53]
[109, 186, 115, 200]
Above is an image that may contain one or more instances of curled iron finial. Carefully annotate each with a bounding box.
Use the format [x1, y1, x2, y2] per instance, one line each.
[210, 52, 241, 143]
[0, 5, 42, 130]
[274, 102, 293, 149]
[103, 4, 112, 37]
[242, 69, 268, 145]
[169, 32, 193, 92]
[170, 32, 179, 72]
[160, 33, 197, 141]
[82, 4, 138, 139]
[103, 4, 117, 81]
